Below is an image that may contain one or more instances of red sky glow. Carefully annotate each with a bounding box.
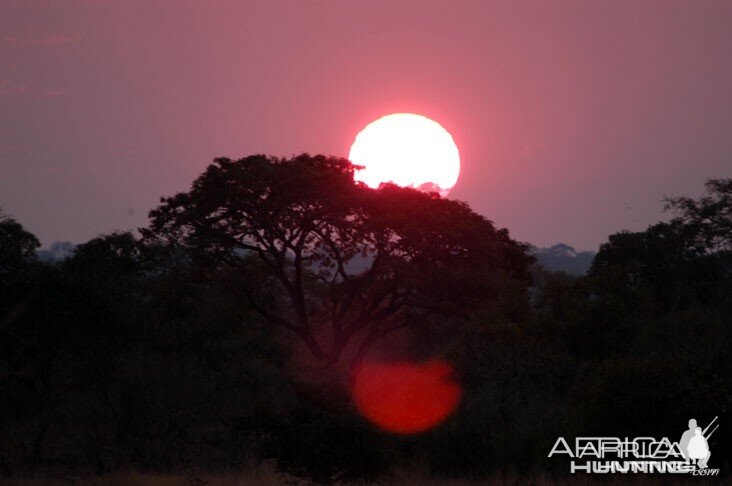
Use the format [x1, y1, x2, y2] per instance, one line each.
[1, 0, 731, 250]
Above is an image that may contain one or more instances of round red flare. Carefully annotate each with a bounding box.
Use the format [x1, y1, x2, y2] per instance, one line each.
[351, 360, 462, 434]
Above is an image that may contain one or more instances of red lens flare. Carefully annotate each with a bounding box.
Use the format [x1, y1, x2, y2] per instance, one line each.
[351, 360, 462, 434]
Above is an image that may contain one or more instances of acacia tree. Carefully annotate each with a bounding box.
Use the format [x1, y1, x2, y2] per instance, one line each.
[143, 154, 532, 369]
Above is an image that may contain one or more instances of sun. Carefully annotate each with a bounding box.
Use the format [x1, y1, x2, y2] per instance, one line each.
[348, 113, 460, 197]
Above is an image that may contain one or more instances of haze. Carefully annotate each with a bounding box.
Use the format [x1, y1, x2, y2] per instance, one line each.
[1, 0, 731, 250]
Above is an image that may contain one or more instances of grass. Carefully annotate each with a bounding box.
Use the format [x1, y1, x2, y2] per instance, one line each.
[0, 466, 720, 485]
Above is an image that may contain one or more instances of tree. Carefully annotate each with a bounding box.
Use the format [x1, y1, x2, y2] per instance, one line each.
[591, 178, 732, 311]
[0, 213, 40, 273]
[664, 177, 732, 252]
[143, 154, 533, 370]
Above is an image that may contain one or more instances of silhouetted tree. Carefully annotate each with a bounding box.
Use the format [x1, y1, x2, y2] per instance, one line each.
[591, 178, 732, 311]
[0, 213, 40, 273]
[665, 177, 732, 251]
[143, 154, 533, 370]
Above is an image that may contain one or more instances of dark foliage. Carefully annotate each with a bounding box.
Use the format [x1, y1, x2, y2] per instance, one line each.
[1, 164, 731, 482]
[142, 154, 533, 371]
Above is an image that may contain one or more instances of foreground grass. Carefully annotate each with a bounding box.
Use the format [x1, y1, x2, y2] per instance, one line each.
[0, 468, 720, 485]
[0, 470, 283, 486]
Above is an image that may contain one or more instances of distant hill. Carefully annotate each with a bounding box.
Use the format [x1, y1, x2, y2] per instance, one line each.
[531, 243, 596, 275]
[37, 241, 75, 263]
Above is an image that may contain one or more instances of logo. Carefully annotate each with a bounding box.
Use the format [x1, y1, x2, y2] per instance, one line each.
[548, 416, 720, 476]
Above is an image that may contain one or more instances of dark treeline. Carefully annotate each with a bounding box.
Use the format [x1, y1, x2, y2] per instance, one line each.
[1, 155, 730, 483]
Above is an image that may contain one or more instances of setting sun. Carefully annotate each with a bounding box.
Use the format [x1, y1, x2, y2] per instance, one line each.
[349, 113, 460, 197]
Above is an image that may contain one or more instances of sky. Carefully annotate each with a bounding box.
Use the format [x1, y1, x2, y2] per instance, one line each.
[1, 0, 731, 251]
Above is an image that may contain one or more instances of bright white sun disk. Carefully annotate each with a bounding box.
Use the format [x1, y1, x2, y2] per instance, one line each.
[348, 113, 460, 197]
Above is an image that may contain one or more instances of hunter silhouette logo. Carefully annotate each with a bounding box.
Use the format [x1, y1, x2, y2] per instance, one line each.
[548, 416, 721, 476]
[680, 417, 717, 468]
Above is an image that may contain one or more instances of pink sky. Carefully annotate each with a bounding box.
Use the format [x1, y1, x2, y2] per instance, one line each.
[1, 0, 731, 250]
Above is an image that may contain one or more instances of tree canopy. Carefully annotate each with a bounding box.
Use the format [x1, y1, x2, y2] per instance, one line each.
[143, 154, 533, 369]
[0, 213, 40, 274]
